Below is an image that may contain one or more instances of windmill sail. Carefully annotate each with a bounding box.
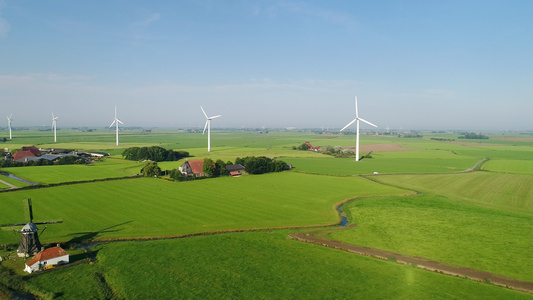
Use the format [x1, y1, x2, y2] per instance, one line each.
[0, 198, 62, 257]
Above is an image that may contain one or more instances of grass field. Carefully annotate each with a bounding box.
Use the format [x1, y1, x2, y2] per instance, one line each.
[328, 194, 533, 282]
[483, 159, 533, 175]
[0, 172, 408, 244]
[24, 231, 533, 299]
[373, 172, 533, 215]
[286, 151, 480, 176]
[1, 129, 533, 298]
[2, 157, 142, 184]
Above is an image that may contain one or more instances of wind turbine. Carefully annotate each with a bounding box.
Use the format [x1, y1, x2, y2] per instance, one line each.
[340, 97, 377, 161]
[109, 106, 123, 146]
[51, 112, 58, 142]
[200, 106, 221, 152]
[7, 114, 12, 140]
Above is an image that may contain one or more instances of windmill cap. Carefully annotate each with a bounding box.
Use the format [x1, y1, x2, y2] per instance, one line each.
[21, 223, 38, 232]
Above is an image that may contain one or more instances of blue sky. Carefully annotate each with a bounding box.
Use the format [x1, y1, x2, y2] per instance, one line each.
[1, 0, 532, 130]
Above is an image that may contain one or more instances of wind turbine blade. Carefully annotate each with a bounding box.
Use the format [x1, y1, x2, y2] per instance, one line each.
[340, 118, 357, 132]
[200, 106, 208, 118]
[358, 118, 378, 127]
[355, 96, 359, 118]
[210, 115, 221, 119]
[109, 120, 116, 128]
[117, 119, 124, 125]
[203, 120, 208, 135]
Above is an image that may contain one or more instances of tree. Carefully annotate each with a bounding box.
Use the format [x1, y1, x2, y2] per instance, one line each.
[298, 143, 310, 150]
[141, 161, 161, 177]
[202, 158, 216, 177]
[215, 159, 227, 176]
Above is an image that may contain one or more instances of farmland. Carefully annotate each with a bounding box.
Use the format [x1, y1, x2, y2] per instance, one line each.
[1, 129, 533, 298]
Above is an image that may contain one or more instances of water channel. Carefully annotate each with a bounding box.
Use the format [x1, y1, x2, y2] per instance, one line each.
[0, 172, 38, 185]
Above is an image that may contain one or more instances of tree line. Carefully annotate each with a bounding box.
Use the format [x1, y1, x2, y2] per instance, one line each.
[122, 146, 189, 162]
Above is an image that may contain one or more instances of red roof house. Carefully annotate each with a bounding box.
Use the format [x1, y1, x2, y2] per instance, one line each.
[305, 142, 321, 151]
[178, 159, 206, 177]
[24, 246, 69, 273]
[22, 146, 42, 156]
[12, 150, 36, 161]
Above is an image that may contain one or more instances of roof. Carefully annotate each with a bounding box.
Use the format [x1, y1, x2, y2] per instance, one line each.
[188, 160, 204, 175]
[39, 154, 61, 161]
[226, 164, 245, 171]
[22, 146, 42, 156]
[12, 150, 36, 161]
[21, 223, 39, 233]
[26, 246, 68, 267]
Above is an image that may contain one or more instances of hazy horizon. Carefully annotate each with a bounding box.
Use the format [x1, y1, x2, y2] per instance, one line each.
[1, 1, 532, 130]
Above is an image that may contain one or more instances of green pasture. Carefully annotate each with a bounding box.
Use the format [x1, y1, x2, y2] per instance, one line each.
[373, 172, 533, 215]
[1, 157, 142, 184]
[0, 172, 408, 244]
[285, 151, 480, 176]
[329, 194, 533, 282]
[2, 130, 533, 297]
[25, 231, 532, 299]
[484, 159, 533, 175]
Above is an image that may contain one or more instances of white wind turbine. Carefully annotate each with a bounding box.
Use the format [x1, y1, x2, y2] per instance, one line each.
[7, 114, 12, 140]
[201, 106, 221, 152]
[109, 106, 124, 146]
[340, 97, 378, 161]
[51, 112, 58, 142]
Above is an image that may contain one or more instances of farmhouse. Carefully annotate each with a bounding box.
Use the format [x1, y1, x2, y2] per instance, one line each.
[178, 159, 205, 177]
[12, 150, 36, 161]
[24, 245, 69, 274]
[305, 142, 321, 151]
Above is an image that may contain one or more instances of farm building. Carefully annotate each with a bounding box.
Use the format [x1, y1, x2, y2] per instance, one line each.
[178, 159, 205, 177]
[226, 164, 245, 177]
[24, 246, 69, 274]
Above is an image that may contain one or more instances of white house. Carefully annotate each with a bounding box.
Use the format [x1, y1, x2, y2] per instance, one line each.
[24, 246, 69, 273]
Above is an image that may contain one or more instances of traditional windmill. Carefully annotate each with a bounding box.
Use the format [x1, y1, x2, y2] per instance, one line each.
[1, 198, 62, 257]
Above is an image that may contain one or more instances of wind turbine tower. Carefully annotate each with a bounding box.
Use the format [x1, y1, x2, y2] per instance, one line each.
[7, 114, 12, 140]
[201, 106, 221, 152]
[340, 97, 378, 161]
[51, 112, 58, 143]
[109, 106, 124, 146]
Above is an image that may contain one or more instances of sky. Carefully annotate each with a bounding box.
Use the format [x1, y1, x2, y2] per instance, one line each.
[0, 0, 532, 130]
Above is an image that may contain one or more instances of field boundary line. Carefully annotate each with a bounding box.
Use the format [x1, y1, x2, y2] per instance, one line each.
[0, 175, 142, 194]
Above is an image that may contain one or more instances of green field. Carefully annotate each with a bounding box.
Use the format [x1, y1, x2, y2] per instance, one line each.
[329, 194, 533, 282]
[3, 157, 143, 184]
[25, 231, 532, 299]
[373, 172, 533, 215]
[1, 129, 533, 298]
[484, 159, 533, 175]
[0, 172, 407, 244]
[286, 151, 479, 176]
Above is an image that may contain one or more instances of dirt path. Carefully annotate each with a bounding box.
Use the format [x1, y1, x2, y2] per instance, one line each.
[0, 179, 17, 189]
